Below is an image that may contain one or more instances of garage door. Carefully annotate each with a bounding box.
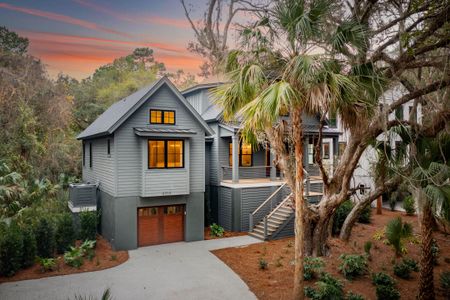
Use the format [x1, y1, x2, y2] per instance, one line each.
[138, 205, 185, 247]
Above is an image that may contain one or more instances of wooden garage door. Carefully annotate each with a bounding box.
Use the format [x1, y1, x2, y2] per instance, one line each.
[138, 205, 184, 247]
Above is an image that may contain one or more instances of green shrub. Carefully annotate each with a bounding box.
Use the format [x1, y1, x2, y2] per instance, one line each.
[402, 196, 415, 215]
[55, 213, 75, 254]
[79, 211, 98, 241]
[385, 217, 413, 256]
[346, 292, 364, 300]
[37, 257, 57, 272]
[258, 258, 268, 270]
[209, 223, 224, 237]
[332, 200, 353, 235]
[372, 272, 396, 287]
[402, 258, 419, 272]
[372, 272, 400, 300]
[34, 217, 55, 258]
[393, 262, 411, 279]
[304, 273, 344, 300]
[0, 223, 24, 276]
[440, 271, 450, 298]
[64, 246, 84, 268]
[304, 257, 325, 280]
[21, 226, 37, 268]
[338, 254, 368, 279]
[358, 205, 372, 224]
[80, 239, 96, 260]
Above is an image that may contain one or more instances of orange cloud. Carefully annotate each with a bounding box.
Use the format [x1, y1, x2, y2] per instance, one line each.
[19, 30, 186, 53]
[0, 2, 132, 38]
[25, 35, 201, 79]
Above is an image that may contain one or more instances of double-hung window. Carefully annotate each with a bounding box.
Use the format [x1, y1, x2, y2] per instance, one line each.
[229, 142, 253, 167]
[150, 109, 175, 125]
[148, 140, 184, 169]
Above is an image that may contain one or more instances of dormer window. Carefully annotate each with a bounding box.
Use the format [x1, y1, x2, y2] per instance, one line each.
[150, 109, 175, 125]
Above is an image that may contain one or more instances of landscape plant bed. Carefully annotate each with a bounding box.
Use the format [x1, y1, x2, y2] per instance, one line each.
[0, 236, 128, 283]
[204, 227, 247, 240]
[212, 209, 450, 299]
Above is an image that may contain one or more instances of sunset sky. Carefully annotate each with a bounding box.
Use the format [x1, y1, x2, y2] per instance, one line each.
[0, 0, 207, 79]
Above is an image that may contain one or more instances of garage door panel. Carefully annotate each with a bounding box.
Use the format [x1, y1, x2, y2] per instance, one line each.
[139, 217, 159, 246]
[163, 215, 184, 243]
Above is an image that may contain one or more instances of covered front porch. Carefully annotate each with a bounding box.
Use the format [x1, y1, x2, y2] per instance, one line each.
[218, 123, 339, 187]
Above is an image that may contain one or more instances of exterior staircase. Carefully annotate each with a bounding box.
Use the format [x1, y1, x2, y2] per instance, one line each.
[249, 169, 323, 241]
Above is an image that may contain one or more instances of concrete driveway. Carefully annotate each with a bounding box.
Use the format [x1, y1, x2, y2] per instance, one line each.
[0, 236, 261, 300]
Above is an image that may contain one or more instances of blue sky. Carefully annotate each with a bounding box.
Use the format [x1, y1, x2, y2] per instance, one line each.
[0, 0, 206, 79]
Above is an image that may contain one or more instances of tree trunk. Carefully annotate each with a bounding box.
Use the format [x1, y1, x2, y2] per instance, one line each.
[340, 201, 368, 241]
[340, 177, 401, 241]
[418, 202, 435, 300]
[292, 107, 305, 300]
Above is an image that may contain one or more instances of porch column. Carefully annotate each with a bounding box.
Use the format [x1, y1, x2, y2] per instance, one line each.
[269, 147, 276, 181]
[232, 133, 239, 183]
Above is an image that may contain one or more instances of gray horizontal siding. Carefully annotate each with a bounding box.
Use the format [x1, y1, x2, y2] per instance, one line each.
[218, 187, 232, 231]
[115, 84, 205, 197]
[82, 138, 115, 196]
[240, 186, 275, 232]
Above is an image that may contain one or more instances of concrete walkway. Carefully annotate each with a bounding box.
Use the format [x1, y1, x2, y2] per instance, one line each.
[0, 236, 261, 300]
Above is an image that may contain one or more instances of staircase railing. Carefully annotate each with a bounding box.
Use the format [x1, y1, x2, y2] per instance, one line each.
[249, 182, 287, 232]
[263, 193, 293, 239]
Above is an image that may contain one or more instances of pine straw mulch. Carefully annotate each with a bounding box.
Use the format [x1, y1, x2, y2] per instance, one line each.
[212, 209, 450, 300]
[0, 236, 128, 283]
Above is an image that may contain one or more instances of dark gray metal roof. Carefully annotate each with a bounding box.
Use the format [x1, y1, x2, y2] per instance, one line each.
[181, 82, 223, 96]
[201, 104, 223, 122]
[134, 127, 197, 137]
[77, 77, 213, 140]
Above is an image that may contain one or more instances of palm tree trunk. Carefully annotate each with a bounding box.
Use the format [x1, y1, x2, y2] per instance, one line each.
[292, 107, 305, 300]
[418, 202, 435, 300]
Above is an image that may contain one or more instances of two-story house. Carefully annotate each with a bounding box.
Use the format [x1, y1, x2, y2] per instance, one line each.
[77, 77, 213, 250]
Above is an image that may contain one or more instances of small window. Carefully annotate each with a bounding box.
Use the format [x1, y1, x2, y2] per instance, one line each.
[328, 110, 337, 128]
[150, 109, 175, 124]
[89, 143, 93, 168]
[164, 111, 175, 124]
[107, 139, 111, 155]
[148, 140, 184, 169]
[82, 142, 85, 166]
[150, 110, 162, 124]
[323, 142, 330, 159]
[395, 106, 403, 120]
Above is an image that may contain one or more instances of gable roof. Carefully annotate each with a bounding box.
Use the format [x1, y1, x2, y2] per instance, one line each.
[77, 76, 214, 140]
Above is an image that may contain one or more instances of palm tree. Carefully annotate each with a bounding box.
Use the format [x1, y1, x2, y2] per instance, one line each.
[213, 1, 371, 298]
[410, 134, 450, 300]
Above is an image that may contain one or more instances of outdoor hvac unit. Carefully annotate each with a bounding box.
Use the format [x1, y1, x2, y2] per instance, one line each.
[68, 182, 98, 213]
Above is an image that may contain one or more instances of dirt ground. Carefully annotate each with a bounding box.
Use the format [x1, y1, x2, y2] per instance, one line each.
[204, 227, 248, 240]
[0, 236, 128, 283]
[213, 209, 450, 300]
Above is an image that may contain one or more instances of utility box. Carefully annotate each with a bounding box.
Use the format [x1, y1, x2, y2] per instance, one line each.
[68, 182, 98, 213]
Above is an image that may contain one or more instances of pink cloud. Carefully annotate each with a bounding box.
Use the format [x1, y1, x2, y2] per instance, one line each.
[0, 2, 132, 38]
